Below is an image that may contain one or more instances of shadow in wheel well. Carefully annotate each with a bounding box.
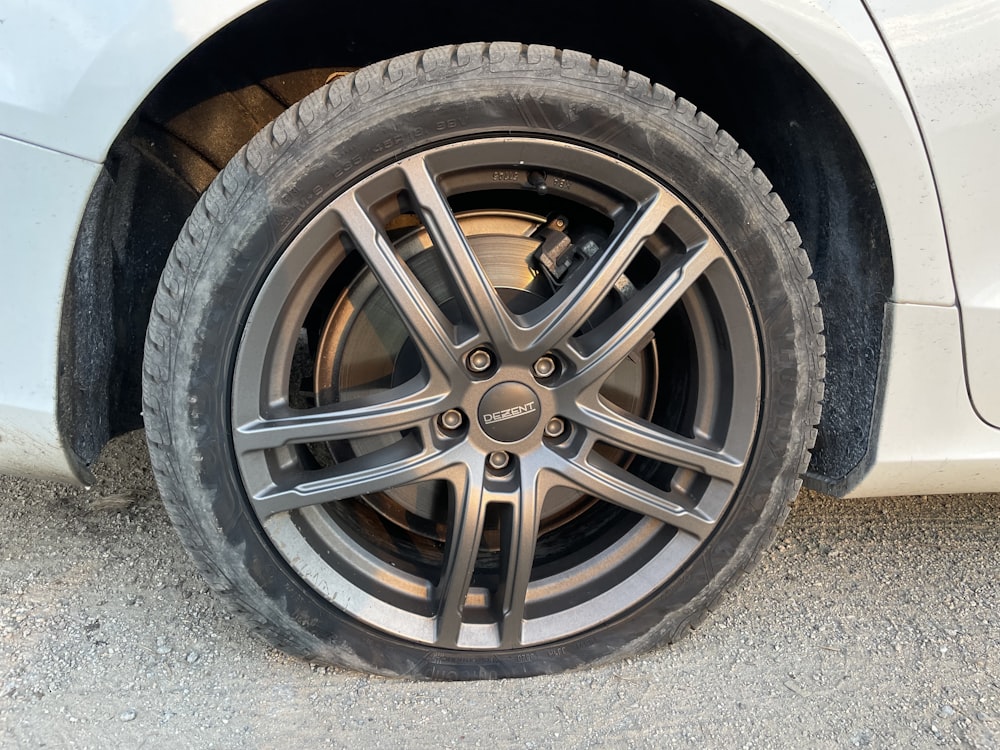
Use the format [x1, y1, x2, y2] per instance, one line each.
[58, 0, 891, 493]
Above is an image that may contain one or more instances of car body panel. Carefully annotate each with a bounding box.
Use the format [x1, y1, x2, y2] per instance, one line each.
[846, 303, 1000, 497]
[0, 0, 268, 161]
[0, 0, 954, 305]
[0, 134, 101, 480]
[0, 0, 997, 493]
[863, 0, 1000, 427]
[712, 0, 955, 308]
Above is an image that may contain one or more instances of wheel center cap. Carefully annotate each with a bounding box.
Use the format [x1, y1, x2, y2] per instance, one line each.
[477, 382, 541, 442]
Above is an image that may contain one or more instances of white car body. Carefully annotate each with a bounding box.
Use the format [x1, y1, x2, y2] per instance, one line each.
[0, 0, 998, 497]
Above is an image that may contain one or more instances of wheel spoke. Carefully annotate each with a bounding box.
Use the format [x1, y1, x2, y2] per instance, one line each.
[497, 468, 543, 648]
[400, 158, 514, 347]
[234, 381, 448, 454]
[435, 462, 543, 648]
[549, 452, 716, 539]
[435, 465, 489, 647]
[574, 399, 744, 484]
[570, 237, 725, 387]
[251, 439, 455, 518]
[336, 197, 462, 375]
[522, 191, 677, 354]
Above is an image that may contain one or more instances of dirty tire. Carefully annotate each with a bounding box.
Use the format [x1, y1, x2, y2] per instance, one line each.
[142, 42, 824, 679]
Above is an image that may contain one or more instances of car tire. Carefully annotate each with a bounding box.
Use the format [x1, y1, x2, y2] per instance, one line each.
[142, 42, 824, 679]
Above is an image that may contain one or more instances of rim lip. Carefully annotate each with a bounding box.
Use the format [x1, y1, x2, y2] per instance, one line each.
[230, 135, 762, 649]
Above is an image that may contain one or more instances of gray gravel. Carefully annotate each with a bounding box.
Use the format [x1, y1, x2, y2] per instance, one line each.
[1, 430, 997, 748]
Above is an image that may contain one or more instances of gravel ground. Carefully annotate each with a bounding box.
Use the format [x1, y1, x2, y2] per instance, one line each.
[1, 429, 997, 749]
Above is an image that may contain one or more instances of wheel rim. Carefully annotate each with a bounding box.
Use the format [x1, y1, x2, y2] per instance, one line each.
[231, 137, 760, 650]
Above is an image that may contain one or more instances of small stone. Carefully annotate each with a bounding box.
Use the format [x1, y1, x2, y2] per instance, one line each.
[155, 645, 172, 655]
[938, 705, 955, 718]
[119, 709, 137, 722]
[186, 651, 200, 664]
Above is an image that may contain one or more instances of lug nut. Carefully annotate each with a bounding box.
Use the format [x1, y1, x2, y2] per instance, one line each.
[467, 348, 493, 373]
[439, 409, 464, 431]
[533, 355, 557, 379]
[544, 417, 566, 438]
[488, 451, 510, 471]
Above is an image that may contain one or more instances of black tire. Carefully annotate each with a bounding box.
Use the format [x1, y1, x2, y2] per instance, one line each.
[142, 42, 824, 679]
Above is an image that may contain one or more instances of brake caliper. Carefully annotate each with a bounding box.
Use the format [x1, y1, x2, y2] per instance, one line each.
[532, 216, 635, 300]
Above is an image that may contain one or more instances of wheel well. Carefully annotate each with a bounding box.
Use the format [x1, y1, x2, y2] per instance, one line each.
[59, 0, 891, 490]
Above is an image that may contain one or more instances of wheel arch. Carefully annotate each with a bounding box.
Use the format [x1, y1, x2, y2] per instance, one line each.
[59, 0, 921, 492]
